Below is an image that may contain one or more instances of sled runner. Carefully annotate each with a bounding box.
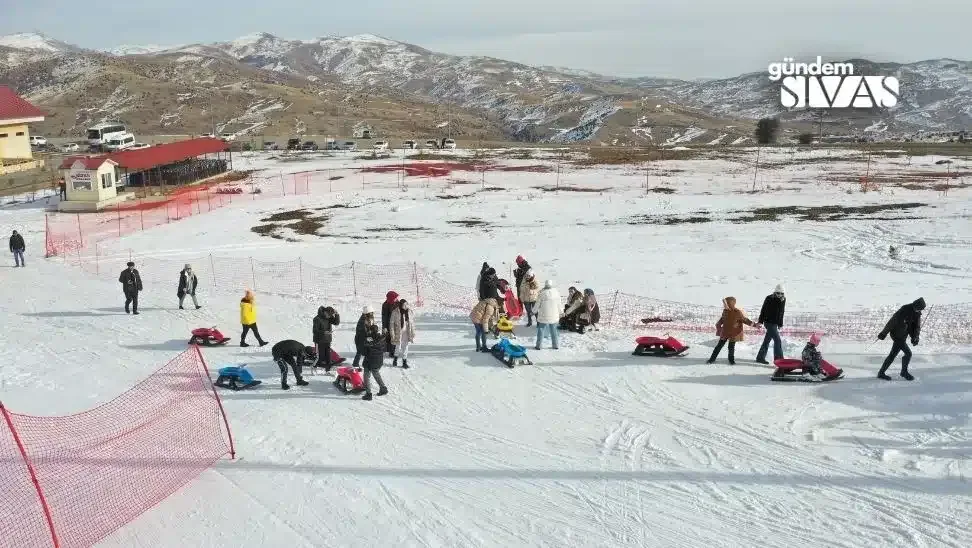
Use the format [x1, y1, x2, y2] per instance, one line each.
[632, 336, 689, 357]
[213, 364, 262, 390]
[189, 326, 231, 346]
[771, 358, 844, 382]
[491, 338, 532, 367]
[310, 347, 347, 373]
[332, 365, 366, 393]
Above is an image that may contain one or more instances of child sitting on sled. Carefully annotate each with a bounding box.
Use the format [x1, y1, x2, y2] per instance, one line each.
[801, 333, 824, 380]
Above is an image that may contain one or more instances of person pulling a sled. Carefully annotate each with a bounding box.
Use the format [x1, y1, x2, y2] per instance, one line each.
[755, 284, 786, 364]
[361, 314, 388, 400]
[389, 299, 416, 368]
[519, 270, 540, 326]
[382, 290, 400, 358]
[177, 264, 201, 310]
[471, 296, 500, 352]
[119, 261, 143, 314]
[240, 290, 268, 347]
[707, 297, 755, 365]
[559, 287, 584, 330]
[9, 230, 25, 267]
[353, 305, 375, 367]
[801, 332, 825, 381]
[312, 305, 340, 372]
[535, 279, 562, 350]
[877, 297, 925, 381]
[271, 339, 314, 390]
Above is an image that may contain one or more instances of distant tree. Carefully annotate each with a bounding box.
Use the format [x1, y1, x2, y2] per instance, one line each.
[754, 118, 780, 144]
[797, 132, 814, 145]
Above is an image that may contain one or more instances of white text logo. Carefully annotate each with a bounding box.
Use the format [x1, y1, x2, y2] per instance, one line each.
[768, 57, 899, 108]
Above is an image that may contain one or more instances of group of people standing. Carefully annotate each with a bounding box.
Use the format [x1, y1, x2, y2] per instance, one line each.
[705, 285, 926, 381]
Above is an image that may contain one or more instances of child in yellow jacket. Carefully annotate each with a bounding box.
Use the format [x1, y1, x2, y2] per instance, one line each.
[240, 290, 268, 347]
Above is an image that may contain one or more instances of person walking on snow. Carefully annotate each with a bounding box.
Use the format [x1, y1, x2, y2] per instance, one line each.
[877, 297, 925, 381]
[177, 264, 201, 309]
[119, 261, 143, 314]
[390, 299, 416, 368]
[535, 280, 562, 350]
[353, 305, 375, 367]
[801, 332, 825, 382]
[361, 315, 389, 400]
[271, 339, 314, 390]
[9, 230, 25, 267]
[470, 297, 500, 352]
[755, 284, 786, 364]
[513, 255, 532, 296]
[519, 270, 540, 326]
[239, 290, 268, 347]
[312, 305, 340, 372]
[707, 297, 756, 365]
[382, 290, 400, 357]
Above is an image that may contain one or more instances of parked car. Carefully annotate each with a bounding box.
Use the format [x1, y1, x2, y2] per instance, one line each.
[263, 141, 279, 151]
[301, 141, 319, 151]
[424, 139, 438, 149]
[129, 142, 150, 150]
[220, 133, 236, 141]
[373, 140, 389, 151]
[442, 138, 456, 150]
[402, 140, 416, 150]
[339, 141, 357, 151]
[30, 135, 47, 147]
[286, 138, 301, 150]
[60, 142, 80, 152]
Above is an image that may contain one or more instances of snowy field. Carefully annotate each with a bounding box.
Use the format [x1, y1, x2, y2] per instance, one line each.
[2, 146, 971, 547]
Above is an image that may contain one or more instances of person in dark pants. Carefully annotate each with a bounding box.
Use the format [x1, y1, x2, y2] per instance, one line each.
[877, 297, 925, 381]
[177, 264, 201, 309]
[513, 255, 532, 297]
[352, 305, 375, 367]
[240, 290, 268, 347]
[381, 290, 400, 357]
[478, 267, 499, 301]
[312, 305, 340, 372]
[58, 181, 67, 200]
[755, 284, 786, 364]
[361, 315, 388, 400]
[707, 297, 755, 365]
[118, 261, 143, 314]
[9, 230, 26, 267]
[271, 339, 314, 390]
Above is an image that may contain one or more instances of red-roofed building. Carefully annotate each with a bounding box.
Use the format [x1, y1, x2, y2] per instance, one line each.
[0, 85, 46, 174]
[58, 137, 233, 212]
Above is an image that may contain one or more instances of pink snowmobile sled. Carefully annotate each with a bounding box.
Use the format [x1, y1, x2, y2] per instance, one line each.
[332, 365, 366, 393]
[632, 336, 689, 357]
[188, 326, 231, 346]
[311, 345, 347, 374]
[771, 358, 844, 382]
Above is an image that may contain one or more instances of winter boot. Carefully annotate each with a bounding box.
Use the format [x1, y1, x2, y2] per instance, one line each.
[877, 373, 892, 381]
[755, 359, 769, 365]
[900, 371, 915, 381]
[362, 392, 373, 401]
[401, 359, 409, 369]
[392, 357, 398, 367]
[179, 305, 184, 310]
[377, 386, 388, 396]
[240, 342, 250, 347]
[133, 311, 139, 315]
[296, 379, 309, 386]
[259, 341, 268, 347]
[281, 383, 290, 390]
[195, 305, 202, 310]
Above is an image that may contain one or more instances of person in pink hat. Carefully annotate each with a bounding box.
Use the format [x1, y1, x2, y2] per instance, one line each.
[801, 332, 825, 381]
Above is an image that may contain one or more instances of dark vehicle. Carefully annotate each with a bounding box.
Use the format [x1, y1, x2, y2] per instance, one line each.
[287, 138, 301, 150]
[263, 141, 279, 151]
[301, 141, 319, 151]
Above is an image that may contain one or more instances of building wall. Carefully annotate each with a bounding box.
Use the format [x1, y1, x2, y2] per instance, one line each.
[62, 163, 118, 202]
[0, 122, 32, 159]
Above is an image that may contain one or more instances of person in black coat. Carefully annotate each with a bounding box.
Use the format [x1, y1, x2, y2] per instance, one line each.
[513, 255, 531, 296]
[177, 264, 201, 309]
[877, 297, 926, 381]
[352, 305, 375, 367]
[312, 305, 340, 372]
[478, 267, 499, 302]
[118, 261, 143, 314]
[360, 315, 388, 400]
[755, 285, 786, 363]
[9, 230, 26, 267]
[271, 339, 315, 390]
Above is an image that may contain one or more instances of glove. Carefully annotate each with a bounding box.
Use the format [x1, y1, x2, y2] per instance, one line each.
[911, 337, 918, 346]
[877, 333, 886, 341]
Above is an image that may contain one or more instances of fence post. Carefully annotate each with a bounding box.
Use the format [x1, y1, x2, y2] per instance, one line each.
[351, 261, 357, 296]
[206, 190, 212, 212]
[116, 206, 121, 237]
[210, 254, 217, 287]
[139, 206, 145, 231]
[607, 290, 620, 326]
[76, 213, 83, 248]
[250, 257, 256, 290]
[192, 346, 236, 460]
[1, 403, 62, 548]
[298, 257, 303, 294]
[44, 213, 50, 257]
[413, 262, 422, 306]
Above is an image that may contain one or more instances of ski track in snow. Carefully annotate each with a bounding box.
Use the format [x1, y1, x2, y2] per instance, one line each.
[2, 149, 971, 547]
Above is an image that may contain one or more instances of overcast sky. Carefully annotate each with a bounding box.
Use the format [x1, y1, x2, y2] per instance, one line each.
[3, 0, 967, 79]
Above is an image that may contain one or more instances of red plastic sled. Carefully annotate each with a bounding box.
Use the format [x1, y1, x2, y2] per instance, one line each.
[772, 358, 843, 381]
[633, 336, 689, 357]
[312, 345, 347, 372]
[189, 326, 231, 346]
[504, 289, 522, 318]
[333, 365, 365, 393]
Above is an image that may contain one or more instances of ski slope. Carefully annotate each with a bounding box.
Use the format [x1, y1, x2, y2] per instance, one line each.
[2, 147, 971, 547]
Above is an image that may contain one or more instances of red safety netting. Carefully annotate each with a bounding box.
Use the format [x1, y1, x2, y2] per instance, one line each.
[58, 251, 972, 345]
[0, 347, 234, 548]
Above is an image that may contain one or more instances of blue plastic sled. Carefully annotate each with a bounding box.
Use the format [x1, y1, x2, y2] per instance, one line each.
[214, 364, 262, 390]
[490, 338, 532, 367]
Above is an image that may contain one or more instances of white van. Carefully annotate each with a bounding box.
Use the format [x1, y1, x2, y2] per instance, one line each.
[373, 140, 389, 151]
[87, 122, 128, 149]
[103, 132, 136, 151]
[443, 138, 456, 150]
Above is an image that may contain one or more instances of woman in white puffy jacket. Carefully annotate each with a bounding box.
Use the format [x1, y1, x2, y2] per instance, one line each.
[534, 279, 562, 350]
